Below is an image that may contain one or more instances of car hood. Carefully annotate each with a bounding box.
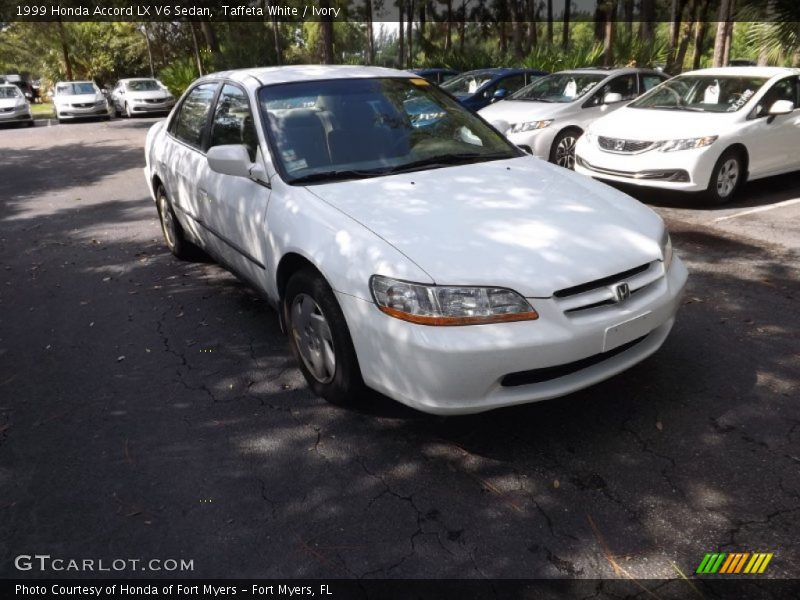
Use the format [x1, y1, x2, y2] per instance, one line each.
[54, 93, 100, 105]
[306, 156, 664, 297]
[479, 99, 572, 126]
[125, 90, 172, 100]
[590, 106, 735, 140]
[0, 98, 23, 109]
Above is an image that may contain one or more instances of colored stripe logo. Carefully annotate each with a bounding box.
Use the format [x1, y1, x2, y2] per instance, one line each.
[696, 552, 773, 574]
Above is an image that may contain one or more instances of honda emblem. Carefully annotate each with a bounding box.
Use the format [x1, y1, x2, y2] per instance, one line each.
[614, 282, 631, 302]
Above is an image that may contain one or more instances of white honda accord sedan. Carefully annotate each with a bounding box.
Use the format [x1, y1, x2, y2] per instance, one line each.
[144, 66, 688, 415]
[575, 67, 800, 203]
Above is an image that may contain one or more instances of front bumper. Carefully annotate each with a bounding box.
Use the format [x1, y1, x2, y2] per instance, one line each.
[574, 137, 718, 192]
[128, 100, 175, 114]
[338, 256, 688, 415]
[0, 106, 33, 123]
[506, 127, 558, 160]
[55, 105, 109, 119]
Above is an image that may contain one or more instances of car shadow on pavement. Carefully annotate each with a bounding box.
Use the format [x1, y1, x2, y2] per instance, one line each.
[1, 187, 798, 580]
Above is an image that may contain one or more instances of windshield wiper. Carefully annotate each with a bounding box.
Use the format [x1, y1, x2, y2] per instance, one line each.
[291, 169, 384, 184]
[383, 152, 511, 175]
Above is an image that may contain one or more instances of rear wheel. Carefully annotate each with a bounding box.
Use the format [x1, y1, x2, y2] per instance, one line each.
[156, 185, 196, 260]
[706, 149, 744, 205]
[550, 129, 581, 169]
[284, 269, 365, 407]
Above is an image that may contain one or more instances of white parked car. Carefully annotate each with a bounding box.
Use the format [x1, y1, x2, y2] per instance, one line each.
[0, 83, 34, 127]
[52, 81, 110, 122]
[479, 68, 669, 168]
[575, 67, 800, 203]
[144, 66, 688, 415]
[110, 78, 176, 118]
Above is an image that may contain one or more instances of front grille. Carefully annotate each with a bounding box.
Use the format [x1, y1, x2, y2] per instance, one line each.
[598, 136, 655, 154]
[554, 263, 650, 299]
[144, 98, 165, 104]
[0, 107, 13, 113]
[501, 334, 649, 387]
[72, 103, 94, 108]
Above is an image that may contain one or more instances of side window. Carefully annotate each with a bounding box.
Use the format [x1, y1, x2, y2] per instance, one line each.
[209, 84, 258, 162]
[171, 83, 218, 149]
[641, 74, 667, 93]
[500, 75, 526, 95]
[755, 77, 797, 117]
[603, 75, 638, 101]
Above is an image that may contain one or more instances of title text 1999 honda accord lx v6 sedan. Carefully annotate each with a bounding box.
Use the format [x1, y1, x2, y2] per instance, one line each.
[144, 66, 688, 415]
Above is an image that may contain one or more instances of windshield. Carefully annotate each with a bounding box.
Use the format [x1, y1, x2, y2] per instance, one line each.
[258, 77, 520, 185]
[0, 86, 22, 99]
[126, 79, 162, 92]
[441, 71, 497, 96]
[630, 75, 768, 112]
[55, 82, 97, 96]
[510, 72, 606, 102]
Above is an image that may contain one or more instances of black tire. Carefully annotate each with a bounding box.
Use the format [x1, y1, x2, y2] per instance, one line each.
[283, 268, 365, 407]
[155, 185, 197, 260]
[27, 120, 35, 127]
[706, 149, 744, 205]
[125, 102, 133, 118]
[549, 128, 582, 170]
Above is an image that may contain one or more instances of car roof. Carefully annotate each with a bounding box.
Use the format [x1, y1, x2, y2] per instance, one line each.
[119, 78, 159, 82]
[55, 81, 95, 85]
[201, 65, 412, 88]
[556, 67, 664, 76]
[680, 66, 799, 78]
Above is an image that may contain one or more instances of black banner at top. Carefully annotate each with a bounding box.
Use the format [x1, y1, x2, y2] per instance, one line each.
[0, 0, 794, 23]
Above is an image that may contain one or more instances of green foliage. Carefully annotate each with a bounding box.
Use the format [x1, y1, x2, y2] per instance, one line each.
[158, 52, 211, 97]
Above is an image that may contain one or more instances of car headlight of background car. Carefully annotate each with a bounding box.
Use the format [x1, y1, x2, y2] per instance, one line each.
[370, 275, 539, 325]
[660, 230, 673, 271]
[658, 136, 717, 152]
[509, 119, 553, 134]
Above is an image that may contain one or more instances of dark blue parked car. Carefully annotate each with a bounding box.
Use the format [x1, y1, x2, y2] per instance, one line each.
[440, 68, 548, 111]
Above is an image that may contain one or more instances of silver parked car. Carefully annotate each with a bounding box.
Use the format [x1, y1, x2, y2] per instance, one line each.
[110, 78, 176, 118]
[51, 81, 110, 122]
[0, 83, 34, 127]
[479, 67, 670, 168]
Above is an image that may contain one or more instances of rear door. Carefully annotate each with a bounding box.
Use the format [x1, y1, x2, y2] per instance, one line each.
[161, 82, 219, 246]
[198, 83, 271, 287]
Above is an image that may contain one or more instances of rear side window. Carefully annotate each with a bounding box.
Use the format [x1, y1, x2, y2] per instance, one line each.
[171, 83, 218, 149]
[602, 74, 638, 100]
[641, 74, 667, 92]
[209, 84, 259, 161]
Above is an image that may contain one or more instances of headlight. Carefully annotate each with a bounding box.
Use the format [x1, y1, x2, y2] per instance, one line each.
[509, 119, 553, 134]
[660, 230, 673, 271]
[370, 275, 538, 326]
[658, 136, 717, 152]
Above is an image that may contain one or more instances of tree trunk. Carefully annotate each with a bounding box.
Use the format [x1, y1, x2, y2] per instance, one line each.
[594, 1, 605, 43]
[365, 0, 375, 64]
[562, 0, 571, 50]
[712, 0, 731, 67]
[320, 0, 334, 64]
[189, 22, 204, 76]
[692, 0, 710, 70]
[398, 0, 405, 69]
[57, 20, 73, 81]
[512, 0, 524, 59]
[674, 3, 696, 73]
[407, 0, 414, 68]
[526, 0, 538, 52]
[603, 1, 617, 66]
[445, 0, 452, 52]
[546, 0, 553, 45]
[459, 0, 466, 53]
[141, 24, 155, 77]
[667, 0, 688, 72]
[624, 0, 634, 38]
[638, 0, 655, 44]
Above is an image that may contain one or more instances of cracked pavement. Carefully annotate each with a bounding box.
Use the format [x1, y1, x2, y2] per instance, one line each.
[0, 119, 798, 581]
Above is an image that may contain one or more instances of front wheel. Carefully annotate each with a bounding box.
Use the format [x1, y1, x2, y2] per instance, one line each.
[550, 129, 581, 170]
[707, 150, 744, 205]
[284, 269, 365, 407]
[125, 102, 133, 118]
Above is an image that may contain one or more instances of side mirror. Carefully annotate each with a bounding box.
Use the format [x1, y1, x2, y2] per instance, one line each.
[207, 145, 253, 178]
[768, 99, 794, 116]
[492, 88, 508, 101]
[489, 119, 510, 134]
[603, 92, 623, 104]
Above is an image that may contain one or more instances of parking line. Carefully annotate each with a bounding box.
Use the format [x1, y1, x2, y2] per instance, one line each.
[714, 198, 800, 222]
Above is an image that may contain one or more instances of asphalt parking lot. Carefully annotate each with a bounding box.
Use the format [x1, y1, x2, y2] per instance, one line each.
[0, 118, 798, 582]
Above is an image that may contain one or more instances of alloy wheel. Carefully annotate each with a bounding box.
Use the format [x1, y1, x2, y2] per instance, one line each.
[555, 136, 577, 169]
[158, 193, 176, 249]
[716, 158, 739, 198]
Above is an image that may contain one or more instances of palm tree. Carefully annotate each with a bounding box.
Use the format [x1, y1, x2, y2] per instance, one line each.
[740, 0, 800, 66]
